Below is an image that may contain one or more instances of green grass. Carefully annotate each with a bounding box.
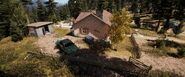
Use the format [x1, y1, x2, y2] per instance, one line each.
[0, 37, 74, 77]
[53, 27, 70, 38]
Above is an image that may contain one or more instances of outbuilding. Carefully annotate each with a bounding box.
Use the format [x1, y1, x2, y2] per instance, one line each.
[27, 22, 53, 37]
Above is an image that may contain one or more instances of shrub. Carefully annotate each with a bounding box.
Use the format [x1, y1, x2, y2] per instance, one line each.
[90, 40, 111, 52]
[177, 48, 185, 57]
[155, 40, 166, 48]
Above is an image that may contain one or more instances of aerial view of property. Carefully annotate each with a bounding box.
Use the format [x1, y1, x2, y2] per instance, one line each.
[1, 0, 185, 77]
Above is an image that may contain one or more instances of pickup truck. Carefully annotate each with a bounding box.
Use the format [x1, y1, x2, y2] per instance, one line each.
[55, 39, 79, 54]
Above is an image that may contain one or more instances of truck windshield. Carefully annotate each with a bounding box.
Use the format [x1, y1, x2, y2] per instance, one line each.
[64, 43, 73, 47]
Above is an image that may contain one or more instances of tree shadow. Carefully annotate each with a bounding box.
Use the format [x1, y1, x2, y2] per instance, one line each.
[0, 70, 15, 77]
[148, 70, 183, 77]
[58, 48, 151, 77]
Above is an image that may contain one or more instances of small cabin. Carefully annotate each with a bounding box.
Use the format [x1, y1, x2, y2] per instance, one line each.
[27, 22, 53, 37]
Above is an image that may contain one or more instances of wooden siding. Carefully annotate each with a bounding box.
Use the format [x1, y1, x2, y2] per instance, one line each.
[73, 15, 110, 39]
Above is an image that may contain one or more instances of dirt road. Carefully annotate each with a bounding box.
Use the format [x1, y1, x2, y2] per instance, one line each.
[140, 52, 185, 76]
[35, 34, 89, 57]
[133, 33, 185, 76]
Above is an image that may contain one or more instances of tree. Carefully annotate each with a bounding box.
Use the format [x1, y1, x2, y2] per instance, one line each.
[68, 0, 82, 19]
[59, 4, 70, 20]
[45, 0, 58, 23]
[9, 1, 29, 42]
[109, 8, 132, 44]
[97, 0, 107, 11]
[107, 0, 116, 12]
[20, 0, 33, 23]
[152, 0, 176, 32]
[0, 0, 11, 40]
[37, 0, 47, 21]
[130, 0, 139, 13]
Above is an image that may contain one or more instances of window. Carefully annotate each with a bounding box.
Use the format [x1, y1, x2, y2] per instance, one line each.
[81, 28, 89, 34]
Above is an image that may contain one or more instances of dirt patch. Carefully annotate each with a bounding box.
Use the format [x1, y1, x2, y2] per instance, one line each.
[133, 33, 185, 76]
[139, 52, 185, 76]
[35, 34, 89, 57]
[35, 34, 60, 57]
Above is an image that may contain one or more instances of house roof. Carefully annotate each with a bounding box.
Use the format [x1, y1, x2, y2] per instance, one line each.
[27, 22, 53, 28]
[74, 10, 112, 26]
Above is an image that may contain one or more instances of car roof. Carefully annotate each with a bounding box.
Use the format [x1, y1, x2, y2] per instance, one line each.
[60, 39, 73, 45]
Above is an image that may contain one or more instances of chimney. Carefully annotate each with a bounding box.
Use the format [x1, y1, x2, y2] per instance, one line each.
[96, 9, 103, 19]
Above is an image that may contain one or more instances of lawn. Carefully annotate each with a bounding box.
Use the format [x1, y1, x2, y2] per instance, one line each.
[53, 27, 70, 38]
[0, 37, 73, 77]
[104, 37, 132, 58]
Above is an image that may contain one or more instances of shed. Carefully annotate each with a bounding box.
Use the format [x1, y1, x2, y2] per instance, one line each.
[27, 22, 53, 37]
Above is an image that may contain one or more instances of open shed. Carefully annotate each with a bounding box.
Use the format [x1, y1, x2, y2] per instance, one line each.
[27, 22, 53, 37]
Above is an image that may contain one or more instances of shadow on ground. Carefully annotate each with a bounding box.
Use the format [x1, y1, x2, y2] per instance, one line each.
[58, 48, 150, 77]
[0, 70, 15, 77]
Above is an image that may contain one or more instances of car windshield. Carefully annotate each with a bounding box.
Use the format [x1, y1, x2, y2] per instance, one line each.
[64, 43, 74, 47]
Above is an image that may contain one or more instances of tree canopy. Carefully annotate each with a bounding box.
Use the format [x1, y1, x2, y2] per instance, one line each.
[109, 8, 132, 44]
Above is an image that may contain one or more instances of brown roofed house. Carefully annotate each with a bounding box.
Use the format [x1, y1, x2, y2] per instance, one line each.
[72, 10, 112, 39]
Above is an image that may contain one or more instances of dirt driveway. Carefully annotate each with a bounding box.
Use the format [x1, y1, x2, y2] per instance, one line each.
[35, 34, 88, 57]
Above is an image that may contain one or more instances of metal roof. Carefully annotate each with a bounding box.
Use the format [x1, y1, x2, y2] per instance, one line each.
[27, 22, 53, 28]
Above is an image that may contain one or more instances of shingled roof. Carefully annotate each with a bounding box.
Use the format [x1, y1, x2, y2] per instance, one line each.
[74, 10, 112, 26]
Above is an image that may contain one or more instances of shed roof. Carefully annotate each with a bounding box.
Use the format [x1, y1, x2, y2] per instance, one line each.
[27, 22, 53, 28]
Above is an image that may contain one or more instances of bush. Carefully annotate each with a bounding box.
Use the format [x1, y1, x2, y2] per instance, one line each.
[177, 48, 185, 57]
[11, 34, 23, 42]
[155, 40, 166, 48]
[90, 40, 111, 52]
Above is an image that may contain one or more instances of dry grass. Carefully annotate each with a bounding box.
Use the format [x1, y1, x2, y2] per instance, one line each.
[53, 27, 70, 38]
[137, 29, 159, 37]
[104, 37, 132, 58]
[148, 70, 183, 77]
[0, 37, 73, 77]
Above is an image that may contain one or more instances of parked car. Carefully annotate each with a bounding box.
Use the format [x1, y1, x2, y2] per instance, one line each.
[84, 35, 95, 45]
[55, 39, 78, 54]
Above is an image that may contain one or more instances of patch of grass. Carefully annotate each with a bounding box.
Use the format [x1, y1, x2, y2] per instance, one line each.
[53, 27, 70, 38]
[105, 37, 132, 58]
[144, 40, 183, 57]
[137, 29, 159, 37]
[0, 37, 74, 77]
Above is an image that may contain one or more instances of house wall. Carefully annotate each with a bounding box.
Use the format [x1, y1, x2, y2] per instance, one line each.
[48, 25, 53, 33]
[73, 15, 110, 39]
[28, 28, 37, 36]
[35, 27, 44, 37]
